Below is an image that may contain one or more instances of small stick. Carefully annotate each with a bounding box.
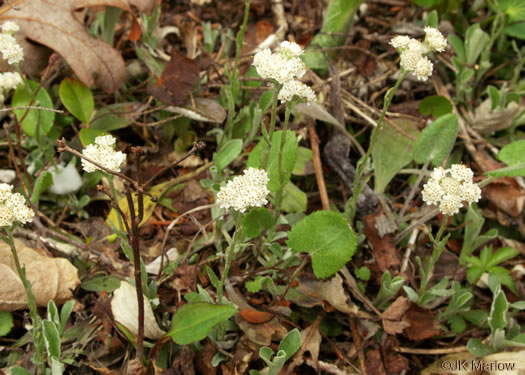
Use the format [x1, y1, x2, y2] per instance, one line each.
[0, 106, 64, 113]
[308, 122, 330, 210]
[349, 318, 367, 375]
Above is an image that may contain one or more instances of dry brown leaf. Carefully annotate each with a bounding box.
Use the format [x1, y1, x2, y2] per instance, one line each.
[318, 273, 359, 315]
[234, 315, 287, 346]
[238, 308, 274, 324]
[404, 303, 442, 341]
[363, 211, 400, 272]
[0, 238, 79, 311]
[365, 348, 388, 375]
[1, 0, 157, 93]
[470, 98, 522, 134]
[483, 179, 525, 218]
[300, 324, 322, 363]
[382, 296, 411, 335]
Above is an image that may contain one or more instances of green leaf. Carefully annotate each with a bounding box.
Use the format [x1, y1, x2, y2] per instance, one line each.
[466, 266, 484, 285]
[485, 163, 525, 178]
[504, 23, 525, 40]
[281, 182, 307, 213]
[79, 128, 107, 147]
[448, 315, 466, 333]
[292, 147, 313, 176]
[167, 303, 237, 345]
[488, 288, 508, 331]
[278, 328, 301, 361]
[373, 118, 419, 193]
[10, 367, 32, 375]
[498, 140, 525, 166]
[213, 139, 243, 171]
[448, 34, 465, 63]
[467, 338, 493, 357]
[462, 309, 487, 327]
[486, 247, 519, 268]
[43, 320, 61, 358]
[243, 207, 274, 238]
[80, 275, 121, 293]
[355, 266, 371, 281]
[12, 80, 55, 137]
[59, 300, 75, 335]
[459, 205, 484, 262]
[414, 0, 443, 7]
[498, 0, 525, 21]
[31, 171, 53, 207]
[508, 333, 525, 345]
[90, 103, 139, 131]
[0, 311, 13, 337]
[247, 130, 298, 193]
[487, 85, 500, 109]
[286, 211, 357, 279]
[489, 267, 517, 295]
[418, 96, 453, 117]
[510, 301, 525, 310]
[403, 286, 419, 302]
[465, 24, 490, 64]
[258, 91, 274, 112]
[413, 113, 458, 166]
[59, 78, 94, 123]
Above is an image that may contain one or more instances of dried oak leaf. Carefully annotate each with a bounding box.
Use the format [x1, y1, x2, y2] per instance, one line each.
[381, 296, 411, 335]
[482, 178, 525, 218]
[147, 48, 200, 106]
[239, 308, 275, 324]
[0, 238, 79, 311]
[404, 303, 442, 341]
[363, 211, 400, 272]
[365, 348, 388, 375]
[1, 0, 157, 93]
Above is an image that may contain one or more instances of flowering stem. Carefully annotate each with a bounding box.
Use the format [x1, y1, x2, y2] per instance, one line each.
[273, 103, 292, 218]
[261, 84, 282, 170]
[347, 71, 407, 222]
[0, 229, 45, 373]
[217, 213, 243, 302]
[418, 215, 449, 299]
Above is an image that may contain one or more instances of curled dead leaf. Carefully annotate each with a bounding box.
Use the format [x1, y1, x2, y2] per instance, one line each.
[0, 238, 79, 311]
[470, 99, 521, 134]
[111, 281, 165, 339]
[1, 0, 157, 93]
[239, 308, 274, 324]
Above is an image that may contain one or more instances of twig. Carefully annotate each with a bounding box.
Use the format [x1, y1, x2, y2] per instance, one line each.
[3, 122, 29, 196]
[277, 255, 309, 302]
[349, 318, 367, 375]
[142, 141, 205, 189]
[308, 122, 330, 210]
[0, 106, 64, 113]
[305, 359, 358, 375]
[400, 226, 419, 273]
[394, 345, 468, 355]
[56, 138, 141, 191]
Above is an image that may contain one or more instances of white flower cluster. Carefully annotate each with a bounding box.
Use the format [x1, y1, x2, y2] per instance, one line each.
[0, 183, 34, 227]
[0, 21, 23, 65]
[0, 71, 21, 103]
[421, 164, 481, 216]
[390, 27, 447, 81]
[81, 135, 127, 173]
[216, 167, 270, 213]
[252, 41, 315, 103]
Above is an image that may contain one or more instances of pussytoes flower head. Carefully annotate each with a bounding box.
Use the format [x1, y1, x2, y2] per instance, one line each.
[252, 40, 315, 104]
[216, 168, 270, 213]
[390, 27, 446, 81]
[0, 183, 34, 227]
[422, 164, 481, 215]
[1, 21, 19, 35]
[0, 33, 23, 65]
[81, 135, 127, 173]
[278, 80, 316, 103]
[0, 71, 22, 103]
[424, 27, 447, 52]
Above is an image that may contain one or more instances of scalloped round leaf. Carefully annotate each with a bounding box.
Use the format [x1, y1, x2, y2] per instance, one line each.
[286, 211, 357, 279]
